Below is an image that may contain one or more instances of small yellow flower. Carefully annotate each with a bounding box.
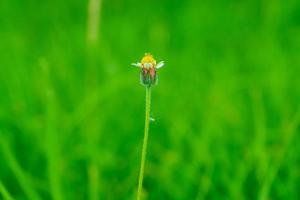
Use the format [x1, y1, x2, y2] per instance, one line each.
[132, 53, 164, 87]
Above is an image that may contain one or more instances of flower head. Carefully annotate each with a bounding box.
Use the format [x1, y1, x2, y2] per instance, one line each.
[132, 53, 164, 87]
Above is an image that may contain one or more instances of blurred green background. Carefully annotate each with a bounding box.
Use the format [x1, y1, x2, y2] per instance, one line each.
[0, 0, 300, 199]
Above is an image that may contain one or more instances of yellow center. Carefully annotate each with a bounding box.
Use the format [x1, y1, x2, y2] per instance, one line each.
[141, 53, 156, 65]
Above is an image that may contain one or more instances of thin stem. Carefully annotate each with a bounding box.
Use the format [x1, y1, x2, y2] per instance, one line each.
[137, 86, 151, 200]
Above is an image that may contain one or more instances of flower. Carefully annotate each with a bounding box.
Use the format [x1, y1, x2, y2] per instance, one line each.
[132, 53, 164, 87]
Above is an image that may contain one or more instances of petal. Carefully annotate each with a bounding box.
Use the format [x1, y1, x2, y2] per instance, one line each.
[131, 62, 142, 67]
[156, 61, 164, 69]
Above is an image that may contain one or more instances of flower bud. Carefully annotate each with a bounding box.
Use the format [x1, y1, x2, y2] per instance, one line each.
[132, 53, 164, 87]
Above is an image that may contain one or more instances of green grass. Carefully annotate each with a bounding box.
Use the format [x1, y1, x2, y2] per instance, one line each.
[0, 0, 300, 199]
[0, 181, 14, 200]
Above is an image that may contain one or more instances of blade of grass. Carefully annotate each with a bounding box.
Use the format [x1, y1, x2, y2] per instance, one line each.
[87, 162, 99, 200]
[40, 59, 63, 200]
[0, 181, 14, 200]
[251, 89, 267, 165]
[0, 139, 41, 200]
[258, 109, 300, 200]
[86, 0, 102, 45]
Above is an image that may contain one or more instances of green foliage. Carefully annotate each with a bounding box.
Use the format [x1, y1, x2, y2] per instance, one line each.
[0, 0, 300, 199]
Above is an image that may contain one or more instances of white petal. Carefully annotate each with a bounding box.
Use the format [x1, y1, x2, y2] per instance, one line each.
[131, 62, 142, 67]
[156, 61, 164, 69]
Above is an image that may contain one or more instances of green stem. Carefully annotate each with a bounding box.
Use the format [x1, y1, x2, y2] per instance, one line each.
[137, 86, 151, 200]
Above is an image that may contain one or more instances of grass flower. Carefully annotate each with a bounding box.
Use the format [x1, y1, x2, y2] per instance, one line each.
[132, 53, 164, 200]
[132, 53, 164, 87]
